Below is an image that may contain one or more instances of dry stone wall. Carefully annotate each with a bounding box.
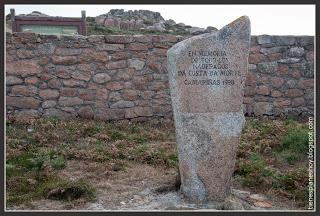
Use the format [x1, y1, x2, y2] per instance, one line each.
[5, 32, 314, 121]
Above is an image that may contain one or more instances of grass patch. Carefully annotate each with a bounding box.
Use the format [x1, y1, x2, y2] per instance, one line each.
[236, 117, 309, 207]
[7, 173, 95, 206]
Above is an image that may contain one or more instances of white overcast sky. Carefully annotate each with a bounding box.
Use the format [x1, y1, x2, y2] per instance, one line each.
[5, 4, 315, 35]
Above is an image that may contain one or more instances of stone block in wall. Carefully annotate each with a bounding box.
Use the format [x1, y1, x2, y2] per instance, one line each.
[60, 88, 78, 97]
[260, 46, 286, 55]
[52, 56, 78, 65]
[11, 85, 37, 96]
[14, 109, 40, 121]
[106, 82, 123, 91]
[96, 44, 125, 51]
[128, 59, 145, 70]
[127, 43, 149, 51]
[25, 77, 39, 85]
[107, 60, 127, 70]
[55, 47, 82, 56]
[271, 90, 282, 98]
[285, 89, 304, 98]
[133, 35, 152, 43]
[278, 58, 300, 64]
[16, 49, 36, 59]
[42, 100, 57, 109]
[256, 62, 278, 74]
[257, 35, 272, 44]
[291, 97, 305, 107]
[295, 63, 314, 78]
[298, 79, 314, 89]
[43, 108, 71, 118]
[306, 51, 314, 61]
[6, 76, 23, 85]
[113, 68, 135, 81]
[6, 60, 42, 77]
[95, 108, 125, 120]
[110, 100, 135, 109]
[270, 77, 285, 88]
[277, 64, 289, 75]
[58, 97, 83, 106]
[7, 96, 41, 109]
[38, 43, 56, 55]
[63, 79, 86, 87]
[288, 47, 305, 57]
[93, 73, 112, 84]
[272, 36, 296, 46]
[297, 36, 314, 46]
[273, 98, 291, 108]
[78, 106, 94, 119]
[39, 89, 60, 99]
[125, 106, 153, 118]
[87, 35, 105, 43]
[253, 102, 274, 116]
[105, 35, 134, 44]
[249, 54, 266, 64]
[78, 89, 96, 101]
[256, 86, 270, 95]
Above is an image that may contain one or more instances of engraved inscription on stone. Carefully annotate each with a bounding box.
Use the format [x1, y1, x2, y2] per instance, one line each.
[167, 16, 251, 203]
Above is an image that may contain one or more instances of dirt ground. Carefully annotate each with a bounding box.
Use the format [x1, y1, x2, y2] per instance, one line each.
[8, 159, 302, 211]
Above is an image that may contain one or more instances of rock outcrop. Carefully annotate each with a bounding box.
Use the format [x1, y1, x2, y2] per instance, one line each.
[95, 9, 217, 35]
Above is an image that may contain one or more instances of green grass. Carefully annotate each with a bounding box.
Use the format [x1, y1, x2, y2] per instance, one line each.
[236, 117, 309, 207]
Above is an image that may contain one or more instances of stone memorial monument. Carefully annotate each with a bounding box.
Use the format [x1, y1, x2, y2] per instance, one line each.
[167, 16, 251, 203]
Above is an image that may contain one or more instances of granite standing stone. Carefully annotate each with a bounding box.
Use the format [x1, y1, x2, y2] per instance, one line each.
[167, 16, 251, 203]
